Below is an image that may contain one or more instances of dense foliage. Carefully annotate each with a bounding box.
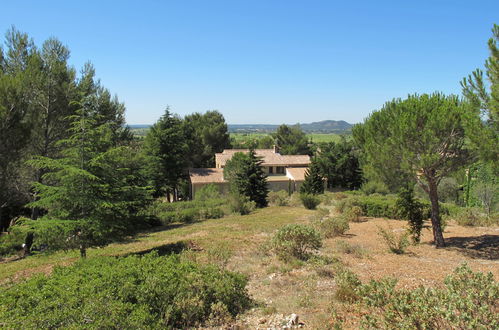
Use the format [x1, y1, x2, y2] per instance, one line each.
[0, 253, 251, 328]
[316, 138, 363, 190]
[272, 124, 310, 155]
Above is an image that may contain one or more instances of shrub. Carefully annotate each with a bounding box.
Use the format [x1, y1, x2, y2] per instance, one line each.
[228, 193, 255, 215]
[359, 264, 499, 329]
[271, 224, 323, 260]
[317, 216, 350, 238]
[345, 205, 363, 222]
[377, 226, 410, 254]
[300, 193, 321, 210]
[194, 183, 221, 202]
[200, 207, 225, 220]
[268, 190, 289, 206]
[361, 181, 390, 195]
[0, 225, 28, 257]
[0, 253, 251, 328]
[395, 188, 425, 243]
[336, 240, 368, 258]
[334, 269, 362, 303]
[452, 208, 499, 227]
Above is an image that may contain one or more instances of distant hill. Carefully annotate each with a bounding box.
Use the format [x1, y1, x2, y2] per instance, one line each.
[228, 120, 353, 133]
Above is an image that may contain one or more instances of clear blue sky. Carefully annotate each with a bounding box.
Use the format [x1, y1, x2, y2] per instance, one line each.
[1, 1, 497, 125]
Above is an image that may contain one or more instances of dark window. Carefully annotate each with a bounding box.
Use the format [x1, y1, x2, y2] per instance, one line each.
[269, 166, 273, 174]
[277, 166, 285, 174]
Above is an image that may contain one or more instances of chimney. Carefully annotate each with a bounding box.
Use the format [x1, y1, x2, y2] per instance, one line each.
[273, 145, 280, 154]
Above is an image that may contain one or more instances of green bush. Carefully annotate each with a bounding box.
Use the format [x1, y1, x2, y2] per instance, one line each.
[361, 181, 390, 195]
[0, 224, 29, 257]
[0, 252, 251, 328]
[345, 205, 363, 222]
[195, 183, 221, 201]
[228, 194, 255, 215]
[271, 224, 323, 260]
[359, 264, 499, 329]
[335, 269, 362, 303]
[451, 208, 499, 227]
[377, 226, 410, 254]
[300, 193, 321, 210]
[395, 188, 425, 243]
[317, 216, 350, 238]
[268, 190, 289, 206]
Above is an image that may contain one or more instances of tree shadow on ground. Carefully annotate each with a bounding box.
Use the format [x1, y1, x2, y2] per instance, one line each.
[444, 235, 499, 260]
[126, 240, 203, 257]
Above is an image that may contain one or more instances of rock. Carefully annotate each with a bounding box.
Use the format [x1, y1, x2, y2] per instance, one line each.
[286, 313, 299, 327]
[258, 317, 267, 324]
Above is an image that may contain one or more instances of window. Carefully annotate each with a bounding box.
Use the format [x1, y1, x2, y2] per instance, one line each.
[268, 166, 273, 174]
[276, 166, 285, 174]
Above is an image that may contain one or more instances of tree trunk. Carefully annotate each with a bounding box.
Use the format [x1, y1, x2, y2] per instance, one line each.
[428, 179, 446, 247]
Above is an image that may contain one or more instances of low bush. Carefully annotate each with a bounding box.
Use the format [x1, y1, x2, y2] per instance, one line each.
[377, 226, 410, 254]
[271, 224, 323, 260]
[359, 264, 499, 329]
[300, 193, 321, 210]
[336, 240, 368, 258]
[268, 190, 289, 206]
[334, 269, 362, 303]
[317, 216, 350, 238]
[228, 194, 255, 215]
[194, 183, 221, 202]
[395, 188, 425, 243]
[0, 225, 28, 257]
[451, 208, 499, 227]
[361, 181, 390, 195]
[0, 252, 252, 328]
[345, 205, 363, 222]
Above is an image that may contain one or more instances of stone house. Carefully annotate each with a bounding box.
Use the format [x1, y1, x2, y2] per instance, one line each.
[189, 147, 311, 198]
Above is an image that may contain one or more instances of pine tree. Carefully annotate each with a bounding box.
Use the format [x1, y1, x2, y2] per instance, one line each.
[29, 100, 151, 257]
[300, 159, 324, 195]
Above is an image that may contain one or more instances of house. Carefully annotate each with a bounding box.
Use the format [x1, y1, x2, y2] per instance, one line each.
[189, 146, 311, 198]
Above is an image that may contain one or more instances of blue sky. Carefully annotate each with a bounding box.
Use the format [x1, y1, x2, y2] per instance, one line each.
[1, 1, 497, 124]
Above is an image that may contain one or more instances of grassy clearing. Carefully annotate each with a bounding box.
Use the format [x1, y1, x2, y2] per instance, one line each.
[0, 206, 313, 283]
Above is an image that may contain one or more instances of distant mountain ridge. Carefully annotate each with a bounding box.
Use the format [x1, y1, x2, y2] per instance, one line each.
[129, 120, 353, 134]
[228, 120, 353, 133]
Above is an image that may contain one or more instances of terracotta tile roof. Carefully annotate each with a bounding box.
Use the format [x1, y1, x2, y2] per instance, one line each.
[215, 149, 310, 167]
[286, 167, 308, 181]
[189, 168, 225, 183]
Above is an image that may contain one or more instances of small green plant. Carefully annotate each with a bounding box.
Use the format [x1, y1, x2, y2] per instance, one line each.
[377, 226, 410, 254]
[268, 190, 289, 206]
[300, 193, 321, 210]
[271, 224, 323, 260]
[317, 216, 350, 238]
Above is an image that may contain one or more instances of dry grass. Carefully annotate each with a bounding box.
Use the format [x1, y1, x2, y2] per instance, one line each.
[1, 205, 498, 328]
